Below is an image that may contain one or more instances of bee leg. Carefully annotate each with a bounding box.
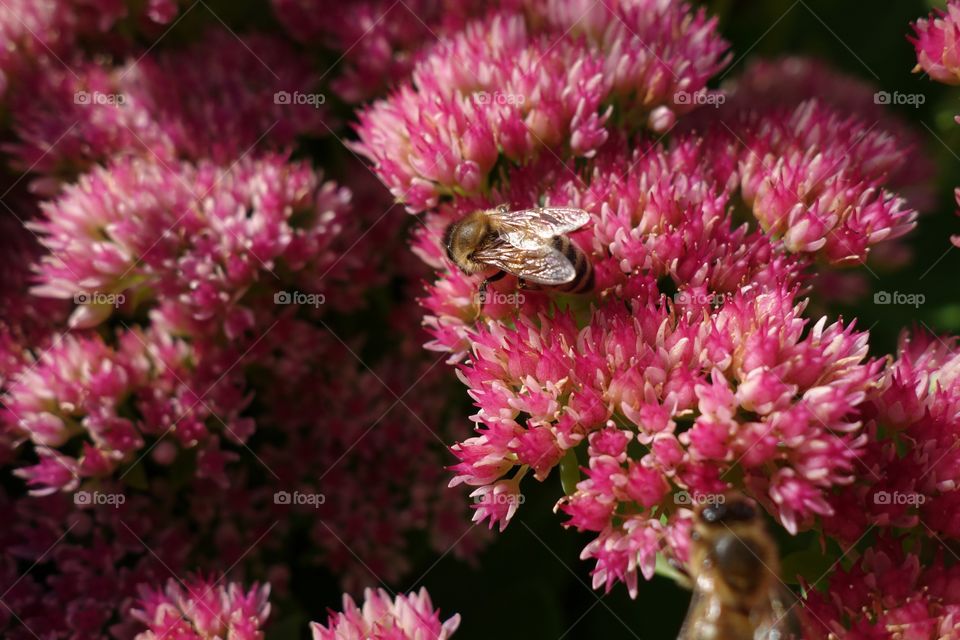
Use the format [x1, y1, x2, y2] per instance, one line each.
[479, 271, 506, 303]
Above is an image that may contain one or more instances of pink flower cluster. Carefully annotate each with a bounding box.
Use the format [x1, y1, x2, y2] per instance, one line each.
[31, 154, 352, 332]
[131, 577, 271, 640]
[353, 0, 729, 212]
[448, 286, 877, 593]
[911, 0, 960, 85]
[310, 588, 460, 640]
[355, 0, 947, 629]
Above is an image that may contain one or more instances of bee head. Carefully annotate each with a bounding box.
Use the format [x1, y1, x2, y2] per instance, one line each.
[444, 212, 491, 270]
[699, 497, 757, 526]
[689, 494, 777, 601]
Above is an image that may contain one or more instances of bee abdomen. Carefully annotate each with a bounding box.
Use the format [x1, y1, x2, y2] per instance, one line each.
[552, 236, 593, 293]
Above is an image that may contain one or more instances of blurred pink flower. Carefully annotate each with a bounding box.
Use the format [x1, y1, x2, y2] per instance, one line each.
[310, 588, 459, 640]
[911, 0, 960, 84]
[7, 31, 326, 188]
[271, 0, 485, 102]
[0, 0, 180, 98]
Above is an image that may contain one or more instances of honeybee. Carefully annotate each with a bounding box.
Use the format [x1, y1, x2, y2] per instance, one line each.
[678, 494, 802, 640]
[443, 205, 593, 299]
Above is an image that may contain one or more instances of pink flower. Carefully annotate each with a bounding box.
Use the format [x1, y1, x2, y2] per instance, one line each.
[732, 100, 918, 264]
[911, 0, 960, 84]
[2, 327, 251, 494]
[354, 0, 729, 213]
[131, 576, 271, 640]
[804, 539, 960, 639]
[823, 329, 960, 544]
[0, 0, 180, 98]
[31, 155, 352, 334]
[310, 588, 460, 640]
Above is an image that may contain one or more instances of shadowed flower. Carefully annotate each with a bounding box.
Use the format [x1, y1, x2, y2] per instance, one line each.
[7, 31, 326, 188]
[803, 539, 960, 639]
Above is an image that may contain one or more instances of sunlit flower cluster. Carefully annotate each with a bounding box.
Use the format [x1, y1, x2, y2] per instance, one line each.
[353, 0, 729, 212]
[356, 0, 942, 623]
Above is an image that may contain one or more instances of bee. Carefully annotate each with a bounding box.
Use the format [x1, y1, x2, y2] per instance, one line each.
[678, 494, 802, 640]
[443, 205, 593, 299]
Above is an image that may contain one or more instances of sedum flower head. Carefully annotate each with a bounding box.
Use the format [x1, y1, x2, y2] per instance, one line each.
[131, 577, 271, 640]
[310, 588, 460, 640]
[353, 0, 729, 213]
[911, 0, 960, 85]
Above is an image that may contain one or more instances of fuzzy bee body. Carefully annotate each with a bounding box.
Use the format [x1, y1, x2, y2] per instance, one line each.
[443, 205, 593, 295]
[678, 495, 802, 640]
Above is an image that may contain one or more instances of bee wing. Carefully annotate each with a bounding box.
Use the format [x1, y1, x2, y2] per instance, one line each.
[471, 241, 576, 285]
[490, 207, 591, 249]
